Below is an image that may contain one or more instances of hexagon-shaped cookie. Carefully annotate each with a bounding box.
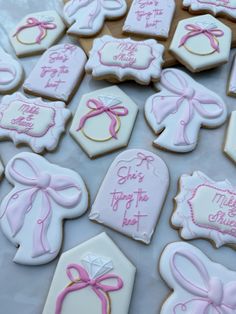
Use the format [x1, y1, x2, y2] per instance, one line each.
[10, 11, 65, 57]
[170, 14, 231, 72]
[70, 86, 138, 158]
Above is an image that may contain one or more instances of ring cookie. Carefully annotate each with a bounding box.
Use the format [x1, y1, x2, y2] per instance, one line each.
[145, 68, 227, 153]
[0, 152, 88, 265]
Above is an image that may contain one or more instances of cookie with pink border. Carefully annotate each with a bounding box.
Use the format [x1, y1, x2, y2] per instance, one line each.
[145, 68, 227, 153]
[0, 92, 71, 153]
[228, 55, 236, 97]
[183, 0, 236, 20]
[160, 241, 236, 314]
[172, 171, 236, 248]
[24, 43, 86, 102]
[123, 0, 175, 39]
[63, 0, 127, 37]
[0, 152, 88, 265]
[85, 35, 164, 85]
[89, 149, 169, 244]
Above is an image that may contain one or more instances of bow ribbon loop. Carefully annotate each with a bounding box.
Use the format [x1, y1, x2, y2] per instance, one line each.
[152, 70, 224, 146]
[1, 157, 81, 257]
[77, 98, 128, 139]
[171, 250, 236, 314]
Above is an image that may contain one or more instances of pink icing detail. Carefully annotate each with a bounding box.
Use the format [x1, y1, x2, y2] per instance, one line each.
[55, 263, 123, 314]
[98, 41, 155, 70]
[77, 98, 128, 139]
[197, 0, 236, 10]
[0, 157, 81, 257]
[229, 56, 236, 94]
[0, 98, 56, 137]
[152, 69, 224, 145]
[171, 249, 236, 313]
[0, 64, 16, 84]
[13, 17, 57, 44]
[188, 184, 236, 237]
[179, 24, 224, 52]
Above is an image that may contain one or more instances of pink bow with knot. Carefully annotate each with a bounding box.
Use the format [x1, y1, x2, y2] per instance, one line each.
[77, 98, 129, 139]
[136, 152, 154, 169]
[171, 250, 236, 314]
[152, 69, 224, 146]
[0, 157, 81, 257]
[179, 24, 224, 52]
[14, 17, 57, 44]
[55, 263, 123, 314]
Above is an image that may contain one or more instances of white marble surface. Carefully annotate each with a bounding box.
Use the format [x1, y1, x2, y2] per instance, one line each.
[0, 1, 236, 313]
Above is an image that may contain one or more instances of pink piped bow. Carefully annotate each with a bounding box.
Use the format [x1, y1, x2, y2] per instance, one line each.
[14, 17, 56, 44]
[0, 157, 81, 257]
[171, 250, 236, 314]
[77, 97, 128, 139]
[55, 263, 123, 314]
[179, 23, 224, 52]
[152, 69, 224, 146]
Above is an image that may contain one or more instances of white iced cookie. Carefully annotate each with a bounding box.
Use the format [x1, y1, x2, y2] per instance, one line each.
[170, 14, 231, 72]
[160, 241, 236, 314]
[89, 149, 169, 244]
[224, 111, 236, 163]
[10, 11, 65, 57]
[24, 43, 87, 102]
[43, 232, 136, 314]
[0, 152, 88, 265]
[0, 158, 4, 179]
[228, 55, 236, 97]
[172, 171, 236, 248]
[0, 47, 23, 94]
[123, 0, 176, 39]
[183, 0, 236, 20]
[0, 92, 71, 153]
[85, 35, 164, 85]
[63, 0, 127, 37]
[70, 86, 138, 158]
[145, 68, 227, 153]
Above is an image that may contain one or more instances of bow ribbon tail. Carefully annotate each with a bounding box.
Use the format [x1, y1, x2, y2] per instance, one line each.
[106, 111, 118, 139]
[32, 192, 52, 257]
[77, 108, 104, 131]
[204, 31, 220, 52]
[92, 287, 109, 314]
[179, 30, 201, 47]
[3, 187, 38, 236]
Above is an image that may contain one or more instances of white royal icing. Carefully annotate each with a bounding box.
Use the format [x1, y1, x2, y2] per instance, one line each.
[0, 92, 71, 153]
[224, 111, 236, 163]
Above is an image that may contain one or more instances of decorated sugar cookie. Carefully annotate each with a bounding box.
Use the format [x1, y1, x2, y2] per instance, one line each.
[0, 152, 88, 265]
[183, 0, 236, 20]
[224, 111, 236, 163]
[172, 171, 236, 248]
[63, 0, 127, 37]
[10, 11, 65, 57]
[43, 232, 135, 314]
[228, 55, 236, 97]
[0, 92, 71, 153]
[123, 0, 176, 39]
[0, 158, 4, 179]
[0, 47, 23, 94]
[70, 86, 138, 158]
[24, 43, 86, 102]
[89, 149, 169, 244]
[145, 68, 227, 153]
[170, 14, 231, 72]
[160, 241, 236, 313]
[85, 35, 164, 85]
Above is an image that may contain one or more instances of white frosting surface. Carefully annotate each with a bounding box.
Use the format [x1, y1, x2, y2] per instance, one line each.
[224, 111, 236, 163]
[70, 86, 138, 158]
[43, 232, 136, 314]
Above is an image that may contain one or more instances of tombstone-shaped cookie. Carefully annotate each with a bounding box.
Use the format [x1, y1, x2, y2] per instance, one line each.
[63, 0, 127, 37]
[159, 242, 236, 314]
[24, 43, 86, 102]
[43, 232, 136, 314]
[0, 47, 23, 94]
[0, 92, 71, 153]
[123, 0, 176, 39]
[10, 11, 65, 57]
[170, 14, 232, 72]
[70, 86, 138, 158]
[172, 171, 236, 248]
[0, 152, 88, 265]
[145, 68, 227, 153]
[89, 149, 169, 244]
[224, 111, 236, 163]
